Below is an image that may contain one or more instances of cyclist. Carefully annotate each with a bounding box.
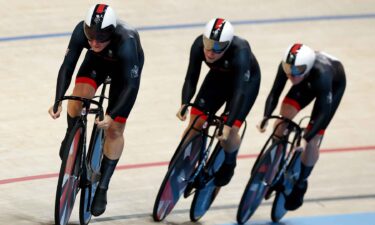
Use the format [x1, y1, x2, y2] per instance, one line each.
[48, 4, 144, 216]
[258, 43, 346, 210]
[176, 18, 261, 187]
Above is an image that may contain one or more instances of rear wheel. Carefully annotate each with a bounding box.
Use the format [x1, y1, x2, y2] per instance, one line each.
[55, 122, 84, 225]
[153, 133, 204, 221]
[236, 142, 285, 224]
[79, 127, 104, 225]
[190, 144, 224, 222]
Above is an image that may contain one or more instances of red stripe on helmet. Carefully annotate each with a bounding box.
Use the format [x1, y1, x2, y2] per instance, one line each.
[290, 43, 302, 54]
[96, 4, 106, 13]
[214, 18, 225, 30]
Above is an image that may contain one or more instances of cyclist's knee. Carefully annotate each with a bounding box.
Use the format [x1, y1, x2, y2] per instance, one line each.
[67, 101, 83, 117]
[220, 126, 240, 150]
[187, 114, 206, 130]
[106, 123, 125, 140]
[67, 83, 96, 116]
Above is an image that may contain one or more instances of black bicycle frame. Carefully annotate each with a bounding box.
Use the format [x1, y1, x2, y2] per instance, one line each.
[255, 116, 307, 189]
[178, 103, 247, 187]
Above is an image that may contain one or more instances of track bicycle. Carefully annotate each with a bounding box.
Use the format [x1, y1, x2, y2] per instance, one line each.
[153, 103, 247, 222]
[54, 77, 110, 225]
[236, 115, 308, 224]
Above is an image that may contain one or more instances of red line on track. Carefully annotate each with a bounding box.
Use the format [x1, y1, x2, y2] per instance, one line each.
[0, 145, 374, 186]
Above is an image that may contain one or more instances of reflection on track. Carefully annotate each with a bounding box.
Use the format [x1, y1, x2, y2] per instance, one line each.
[223, 212, 375, 225]
[90, 194, 375, 223]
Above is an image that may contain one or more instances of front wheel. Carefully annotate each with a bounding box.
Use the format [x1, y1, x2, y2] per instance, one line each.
[236, 142, 284, 225]
[54, 122, 84, 225]
[79, 128, 104, 225]
[271, 191, 287, 222]
[153, 133, 204, 221]
[271, 150, 301, 222]
[189, 144, 224, 222]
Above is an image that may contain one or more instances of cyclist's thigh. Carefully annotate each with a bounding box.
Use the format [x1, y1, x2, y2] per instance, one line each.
[187, 113, 206, 131]
[68, 52, 109, 115]
[281, 84, 315, 118]
[75, 51, 108, 91]
[273, 85, 315, 135]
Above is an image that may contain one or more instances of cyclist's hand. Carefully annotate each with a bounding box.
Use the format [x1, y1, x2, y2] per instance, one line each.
[176, 104, 188, 121]
[256, 117, 268, 133]
[48, 104, 62, 119]
[96, 115, 113, 130]
[217, 124, 231, 142]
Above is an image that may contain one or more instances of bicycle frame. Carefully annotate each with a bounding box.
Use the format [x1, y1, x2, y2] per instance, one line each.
[54, 77, 110, 225]
[180, 103, 247, 192]
[256, 115, 307, 188]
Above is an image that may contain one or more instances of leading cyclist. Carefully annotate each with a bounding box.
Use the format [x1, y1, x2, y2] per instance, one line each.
[48, 4, 144, 217]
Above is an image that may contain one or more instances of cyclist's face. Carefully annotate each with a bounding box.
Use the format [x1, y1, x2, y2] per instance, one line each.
[88, 39, 111, 52]
[203, 48, 224, 63]
[282, 62, 306, 85]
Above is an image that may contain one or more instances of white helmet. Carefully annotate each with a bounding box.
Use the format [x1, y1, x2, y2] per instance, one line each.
[202, 18, 234, 53]
[282, 43, 316, 77]
[84, 4, 117, 42]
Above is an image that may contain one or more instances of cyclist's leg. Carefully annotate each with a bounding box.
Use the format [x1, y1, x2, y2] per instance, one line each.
[214, 124, 241, 186]
[298, 78, 345, 182]
[275, 82, 315, 137]
[215, 71, 260, 186]
[182, 110, 206, 144]
[287, 72, 346, 210]
[58, 83, 97, 159]
[91, 120, 125, 216]
[280, 86, 322, 210]
[59, 52, 105, 159]
[91, 58, 143, 216]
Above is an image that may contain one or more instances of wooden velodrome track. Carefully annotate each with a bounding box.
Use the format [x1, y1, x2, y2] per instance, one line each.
[0, 1, 374, 224]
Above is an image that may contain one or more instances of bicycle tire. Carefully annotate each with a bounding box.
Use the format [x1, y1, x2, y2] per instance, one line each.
[271, 150, 301, 222]
[55, 122, 84, 225]
[79, 127, 104, 225]
[189, 144, 224, 222]
[153, 133, 204, 221]
[236, 141, 285, 225]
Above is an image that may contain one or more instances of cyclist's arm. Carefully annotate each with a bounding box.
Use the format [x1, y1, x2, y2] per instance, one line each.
[54, 21, 87, 104]
[303, 71, 333, 141]
[263, 63, 288, 117]
[181, 36, 204, 105]
[107, 39, 141, 120]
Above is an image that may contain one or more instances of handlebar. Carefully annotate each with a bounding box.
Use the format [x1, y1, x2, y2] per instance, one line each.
[182, 103, 229, 136]
[263, 115, 303, 133]
[54, 96, 104, 121]
[182, 103, 224, 123]
[263, 115, 306, 146]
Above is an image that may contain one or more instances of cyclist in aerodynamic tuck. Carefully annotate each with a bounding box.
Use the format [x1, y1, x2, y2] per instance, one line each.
[176, 18, 261, 187]
[48, 4, 144, 217]
[258, 43, 346, 210]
